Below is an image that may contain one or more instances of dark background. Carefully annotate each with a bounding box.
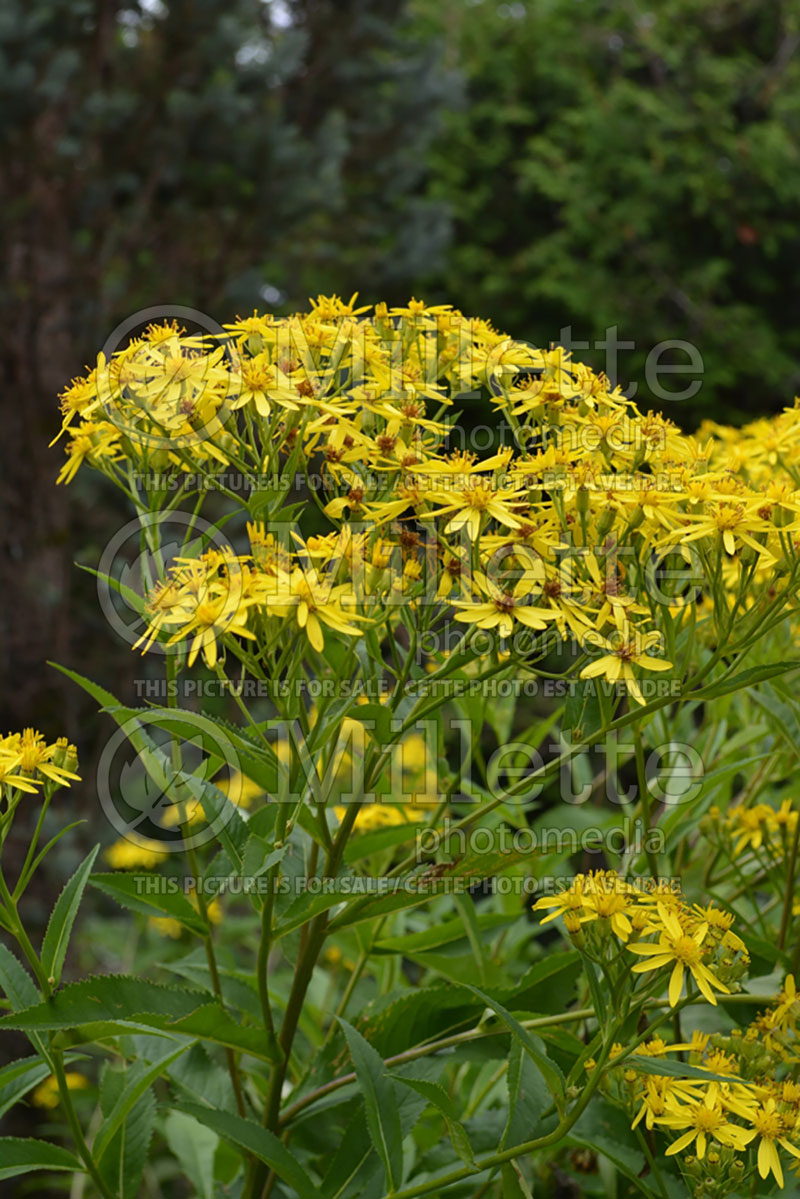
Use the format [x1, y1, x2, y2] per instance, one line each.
[1, 0, 800, 1172]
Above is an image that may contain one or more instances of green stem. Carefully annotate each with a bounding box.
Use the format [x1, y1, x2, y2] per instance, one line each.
[164, 649, 247, 1117]
[634, 723, 660, 879]
[51, 1053, 117, 1199]
[387, 1029, 618, 1199]
[778, 811, 800, 951]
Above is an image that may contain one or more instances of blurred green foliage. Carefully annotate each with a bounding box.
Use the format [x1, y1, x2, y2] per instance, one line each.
[413, 0, 800, 423]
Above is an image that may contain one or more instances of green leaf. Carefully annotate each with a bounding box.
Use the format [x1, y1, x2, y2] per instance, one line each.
[751, 685, 800, 761]
[94, 1042, 191, 1162]
[118, 703, 279, 798]
[77, 562, 148, 619]
[690, 660, 800, 701]
[627, 1055, 746, 1085]
[344, 821, 430, 864]
[167, 1042, 236, 1113]
[49, 668, 254, 865]
[0, 1054, 84, 1121]
[392, 1073, 477, 1168]
[374, 912, 511, 955]
[351, 703, 394, 746]
[0, 975, 279, 1062]
[274, 886, 352, 940]
[339, 1018, 404, 1191]
[177, 1101, 322, 1197]
[97, 1075, 155, 1199]
[0, 1137, 82, 1181]
[241, 833, 285, 883]
[391, 1074, 458, 1121]
[501, 1162, 533, 1199]
[501, 950, 582, 1015]
[0, 944, 39, 1010]
[445, 1118, 477, 1169]
[564, 1099, 649, 1194]
[353, 983, 482, 1059]
[164, 1110, 218, 1199]
[40, 846, 99, 986]
[453, 892, 487, 985]
[564, 676, 607, 740]
[454, 982, 565, 1112]
[89, 872, 207, 935]
[501, 1041, 549, 1150]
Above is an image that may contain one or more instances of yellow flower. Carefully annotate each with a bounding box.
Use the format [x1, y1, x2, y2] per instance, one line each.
[166, 592, 257, 668]
[533, 875, 589, 925]
[580, 618, 672, 706]
[333, 803, 432, 832]
[56, 419, 124, 484]
[8, 729, 81, 788]
[427, 477, 527, 541]
[741, 1098, 800, 1187]
[105, 834, 169, 870]
[580, 878, 634, 942]
[628, 903, 730, 1006]
[632, 1075, 701, 1131]
[771, 974, 799, 1032]
[32, 1072, 90, 1109]
[257, 566, 365, 653]
[452, 572, 555, 640]
[229, 353, 300, 419]
[149, 897, 221, 938]
[658, 1090, 752, 1159]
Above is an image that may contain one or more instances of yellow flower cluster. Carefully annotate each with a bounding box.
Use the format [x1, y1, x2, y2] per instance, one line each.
[617, 975, 800, 1189]
[534, 871, 749, 1006]
[703, 799, 798, 860]
[54, 298, 800, 698]
[0, 730, 79, 797]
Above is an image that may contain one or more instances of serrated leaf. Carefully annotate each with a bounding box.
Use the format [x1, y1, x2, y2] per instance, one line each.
[40, 845, 99, 986]
[178, 1101, 322, 1197]
[0, 944, 39, 1011]
[391, 1074, 458, 1121]
[502, 1041, 549, 1150]
[353, 983, 480, 1059]
[90, 872, 207, 935]
[167, 1041, 236, 1113]
[445, 1118, 477, 1168]
[97, 1082, 155, 1199]
[0, 1137, 82, 1181]
[94, 1041, 190, 1162]
[454, 982, 565, 1112]
[339, 1019, 403, 1191]
[0, 975, 278, 1062]
[0, 1054, 84, 1121]
[164, 1110, 218, 1199]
